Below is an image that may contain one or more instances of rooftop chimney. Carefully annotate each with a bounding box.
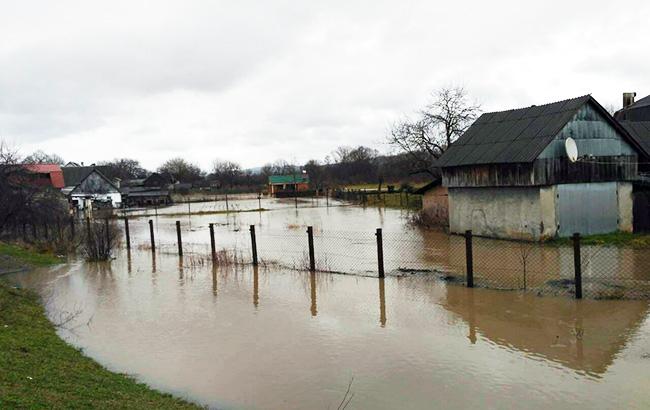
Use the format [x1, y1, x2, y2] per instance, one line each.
[623, 92, 637, 108]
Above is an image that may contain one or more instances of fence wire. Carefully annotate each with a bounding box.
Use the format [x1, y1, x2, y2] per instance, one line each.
[6, 216, 649, 300]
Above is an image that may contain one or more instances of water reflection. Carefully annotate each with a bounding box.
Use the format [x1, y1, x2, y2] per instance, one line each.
[378, 277, 386, 327]
[211, 264, 218, 296]
[253, 266, 259, 308]
[442, 286, 648, 376]
[310, 271, 317, 317]
[7, 203, 650, 410]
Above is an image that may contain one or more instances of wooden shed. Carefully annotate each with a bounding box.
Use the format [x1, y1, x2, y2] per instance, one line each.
[436, 95, 649, 240]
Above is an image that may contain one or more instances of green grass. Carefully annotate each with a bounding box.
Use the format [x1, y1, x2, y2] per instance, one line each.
[0, 281, 201, 409]
[0, 242, 61, 268]
[549, 232, 650, 248]
[342, 181, 429, 191]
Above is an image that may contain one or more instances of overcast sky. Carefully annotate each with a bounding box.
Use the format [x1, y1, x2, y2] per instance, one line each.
[1, 0, 649, 170]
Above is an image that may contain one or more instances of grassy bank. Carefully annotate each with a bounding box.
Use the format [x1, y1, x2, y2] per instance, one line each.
[549, 232, 650, 248]
[0, 242, 61, 271]
[0, 244, 201, 409]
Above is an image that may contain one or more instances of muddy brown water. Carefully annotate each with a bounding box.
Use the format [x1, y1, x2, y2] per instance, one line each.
[7, 199, 650, 409]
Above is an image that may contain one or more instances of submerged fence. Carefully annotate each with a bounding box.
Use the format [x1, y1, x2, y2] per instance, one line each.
[123, 218, 650, 300]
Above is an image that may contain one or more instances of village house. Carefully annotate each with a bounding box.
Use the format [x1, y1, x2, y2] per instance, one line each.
[120, 172, 174, 207]
[61, 165, 122, 211]
[413, 178, 449, 226]
[268, 173, 310, 196]
[615, 92, 650, 231]
[436, 95, 650, 240]
[21, 164, 65, 189]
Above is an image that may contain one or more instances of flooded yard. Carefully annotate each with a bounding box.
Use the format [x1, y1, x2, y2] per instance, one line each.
[7, 198, 650, 409]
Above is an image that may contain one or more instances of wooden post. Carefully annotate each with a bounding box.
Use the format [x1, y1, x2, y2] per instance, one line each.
[225, 193, 229, 213]
[376, 228, 384, 278]
[209, 223, 216, 261]
[573, 233, 582, 299]
[149, 219, 155, 252]
[249, 225, 258, 266]
[176, 221, 183, 256]
[104, 218, 110, 247]
[307, 226, 316, 272]
[43, 221, 49, 240]
[124, 218, 131, 250]
[85, 217, 92, 251]
[85, 217, 91, 240]
[326, 188, 329, 207]
[465, 230, 474, 288]
[69, 216, 75, 240]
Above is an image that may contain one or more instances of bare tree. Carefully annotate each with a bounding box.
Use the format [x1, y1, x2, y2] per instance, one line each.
[23, 150, 65, 165]
[99, 158, 148, 180]
[158, 157, 204, 183]
[211, 160, 242, 188]
[389, 86, 480, 175]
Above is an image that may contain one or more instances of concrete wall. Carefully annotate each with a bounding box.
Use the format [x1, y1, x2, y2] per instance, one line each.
[421, 186, 449, 227]
[449, 182, 634, 240]
[618, 182, 634, 233]
[448, 187, 544, 240]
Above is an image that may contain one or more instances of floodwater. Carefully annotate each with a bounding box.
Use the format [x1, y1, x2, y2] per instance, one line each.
[7, 198, 650, 409]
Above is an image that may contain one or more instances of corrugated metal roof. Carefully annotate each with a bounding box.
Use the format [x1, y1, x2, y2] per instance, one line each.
[268, 174, 309, 184]
[22, 164, 65, 188]
[437, 95, 595, 167]
[620, 121, 650, 157]
[62, 166, 111, 187]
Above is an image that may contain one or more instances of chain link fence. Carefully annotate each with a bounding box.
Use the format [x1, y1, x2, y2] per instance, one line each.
[21, 214, 646, 301]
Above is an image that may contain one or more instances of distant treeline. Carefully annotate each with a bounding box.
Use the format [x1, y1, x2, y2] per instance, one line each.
[96, 146, 433, 191]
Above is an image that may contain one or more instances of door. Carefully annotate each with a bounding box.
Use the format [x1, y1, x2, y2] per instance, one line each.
[556, 182, 618, 236]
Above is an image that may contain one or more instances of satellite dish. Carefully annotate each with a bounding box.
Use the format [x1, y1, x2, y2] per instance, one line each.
[565, 137, 578, 162]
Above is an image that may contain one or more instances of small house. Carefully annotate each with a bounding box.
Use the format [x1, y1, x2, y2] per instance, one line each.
[268, 174, 310, 196]
[62, 166, 122, 210]
[413, 178, 449, 226]
[21, 164, 65, 189]
[436, 95, 649, 240]
[121, 173, 174, 207]
[615, 92, 650, 231]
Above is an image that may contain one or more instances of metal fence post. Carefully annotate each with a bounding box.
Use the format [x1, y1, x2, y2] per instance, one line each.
[176, 220, 183, 256]
[149, 219, 155, 252]
[250, 225, 258, 266]
[573, 232, 582, 299]
[124, 217, 131, 250]
[465, 230, 474, 288]
[209, 223, 216, 261]
[307, 226, 316, 272]
[376, 228, 385, 278]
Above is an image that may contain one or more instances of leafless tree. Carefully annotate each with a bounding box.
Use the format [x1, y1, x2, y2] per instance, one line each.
[158, 157, 204, 183]
[99, 158, 148, 180]
[211, 160, 242, 187]
[388, 86, 480, 175]
[23, 150, 65, 165]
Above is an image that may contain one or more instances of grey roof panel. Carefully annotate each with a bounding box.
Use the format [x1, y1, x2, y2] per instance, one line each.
[438, 95, 596, 167]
